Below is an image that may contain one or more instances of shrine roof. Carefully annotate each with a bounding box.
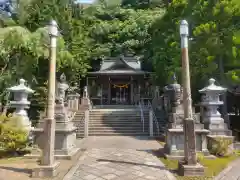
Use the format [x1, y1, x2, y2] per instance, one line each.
[88, 70, 150, 75]
[99, 55, 141, 71]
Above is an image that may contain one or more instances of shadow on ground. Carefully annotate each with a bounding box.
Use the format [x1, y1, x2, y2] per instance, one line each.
[97, 158, 167, 170]
[0, 166, 31, 175]
[137, 147, 178, 174]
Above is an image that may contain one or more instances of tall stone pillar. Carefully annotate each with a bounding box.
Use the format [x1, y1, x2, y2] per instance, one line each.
[178, 20, 205, 176]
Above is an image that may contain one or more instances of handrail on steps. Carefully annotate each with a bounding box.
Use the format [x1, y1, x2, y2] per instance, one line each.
[147, 100, 160, 137]
[138, 100, 145, 132]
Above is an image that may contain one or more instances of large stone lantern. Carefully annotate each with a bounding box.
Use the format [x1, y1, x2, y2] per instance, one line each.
[199, 78, 231, 135]
[7, 78, 34, 132]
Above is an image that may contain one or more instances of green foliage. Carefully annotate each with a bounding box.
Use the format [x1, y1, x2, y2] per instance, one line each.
[160, 152, 239, 179]
[0, 114, 28, 153]
[121, 0, 165, 9]
[208, 136, 234, 157]
[84, 3, 165, 58]
[0, 0, 240, 115]
[150, 0, 240, 100]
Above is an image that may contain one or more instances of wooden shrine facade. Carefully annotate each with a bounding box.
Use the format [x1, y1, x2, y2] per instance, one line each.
[87, 55, 156, 105]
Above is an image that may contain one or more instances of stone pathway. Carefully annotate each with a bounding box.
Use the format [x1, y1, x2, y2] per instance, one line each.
[214, 158, 240, 180]
[64, 136, 176, 180]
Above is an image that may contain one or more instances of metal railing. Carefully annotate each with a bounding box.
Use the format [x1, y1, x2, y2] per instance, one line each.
[147, 100, 160, 136]
[138, 100, 145, 132]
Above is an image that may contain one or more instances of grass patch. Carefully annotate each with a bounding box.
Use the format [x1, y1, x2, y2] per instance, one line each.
[160, 152, 240, 180]
[158, 141, 240, 179]
[158, 141, 166, 147]
[0, 156, 23, 164]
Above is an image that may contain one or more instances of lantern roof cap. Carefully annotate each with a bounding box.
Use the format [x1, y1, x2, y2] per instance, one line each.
[199, 78, 226, 93]
[7, 79, 34, 93]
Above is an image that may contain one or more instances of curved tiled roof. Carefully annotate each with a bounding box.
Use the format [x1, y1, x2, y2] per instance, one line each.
[100, 55, 141, 71]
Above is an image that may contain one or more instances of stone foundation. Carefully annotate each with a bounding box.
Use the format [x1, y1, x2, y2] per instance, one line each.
[31, 104, 79, 160]
[164, 128, 211, 159]
[178, 161, 205, 176]
[31, 162, 60, 178]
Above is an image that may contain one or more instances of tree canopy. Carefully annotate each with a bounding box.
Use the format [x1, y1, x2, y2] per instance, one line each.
[0, 0, 240, 108]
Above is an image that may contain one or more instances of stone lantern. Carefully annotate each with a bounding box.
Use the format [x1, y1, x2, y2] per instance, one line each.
[7, 78, 34, 132]
[199, 78, 231, 135]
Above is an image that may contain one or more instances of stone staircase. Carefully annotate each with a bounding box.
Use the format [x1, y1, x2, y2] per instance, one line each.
[73, 111, 85, 138]
[88, 109, 149, 136]
[73, 106, 151, 137]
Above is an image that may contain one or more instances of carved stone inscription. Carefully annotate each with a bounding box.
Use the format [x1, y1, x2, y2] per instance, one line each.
[184, 118, 197, 165]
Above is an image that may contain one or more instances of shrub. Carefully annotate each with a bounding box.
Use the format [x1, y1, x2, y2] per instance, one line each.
[0, 114, 28, 155]
[208, 136, 233, 157]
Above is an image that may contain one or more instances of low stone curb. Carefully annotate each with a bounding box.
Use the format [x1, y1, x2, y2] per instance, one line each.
[63, 151, 87, 180]
[214, 158, 240, 180]
[165, 170, 177, 180]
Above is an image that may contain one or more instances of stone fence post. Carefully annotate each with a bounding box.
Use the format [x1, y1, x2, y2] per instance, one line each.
[149, 109, 153, 137]
[84, 110, 89, 137]
[67, 93, 80, 111]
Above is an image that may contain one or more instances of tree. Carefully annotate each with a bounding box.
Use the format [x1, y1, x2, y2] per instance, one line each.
[0, 25, 72, 113]
[83, 2, 165, 58]
[149, 0, 240, 99]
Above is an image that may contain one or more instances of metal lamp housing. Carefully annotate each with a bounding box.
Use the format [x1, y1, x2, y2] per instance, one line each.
[180, 20, 189, 37]
[48, 20, 58, 37]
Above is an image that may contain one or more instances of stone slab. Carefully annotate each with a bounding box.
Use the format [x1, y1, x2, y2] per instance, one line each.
[178, 161, 205, 176]
[164, 153, 216, 160]
[63, 137, 176, 180]
[31, 161, 60, 178]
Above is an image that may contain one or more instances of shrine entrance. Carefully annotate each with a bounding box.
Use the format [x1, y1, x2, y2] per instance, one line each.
[110, 81, 131, 105]
[86, 55, 153, 106]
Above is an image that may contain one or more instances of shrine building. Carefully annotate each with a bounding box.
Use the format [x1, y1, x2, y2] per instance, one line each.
[86, 55, 155, 105]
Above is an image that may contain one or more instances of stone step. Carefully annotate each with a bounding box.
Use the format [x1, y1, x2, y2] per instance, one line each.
[90, 110, 148, 112]
[89, 114, 149, 117]
[89, 113, 149, 115]
[89, 117, 148, 121]
[89, 120, 149, 123]
[88, 132, 149, 136]
[89, 114, 149, 116]
[89, 122, 149, 125]
[89, 127, 146, 130]
[89, 117, 149, 120]
[89, 121, 149, 126]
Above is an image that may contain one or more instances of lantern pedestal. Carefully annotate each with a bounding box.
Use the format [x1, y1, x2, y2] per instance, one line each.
[33, 103, 79, 160]
[163, 82, 210, 159]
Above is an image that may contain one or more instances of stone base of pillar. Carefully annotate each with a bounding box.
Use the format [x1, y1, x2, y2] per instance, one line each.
[178, 161, 205, 176]
[33, 127, 79, 160]
[31, 161, 60, 178]
[164, 128, 214, 159]
[33, 104, 79, 160]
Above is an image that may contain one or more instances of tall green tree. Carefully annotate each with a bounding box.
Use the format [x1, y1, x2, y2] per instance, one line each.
[150, 0, 240, 96]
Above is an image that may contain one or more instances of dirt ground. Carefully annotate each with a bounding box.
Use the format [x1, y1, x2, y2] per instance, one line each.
[0, 150, 85, 180]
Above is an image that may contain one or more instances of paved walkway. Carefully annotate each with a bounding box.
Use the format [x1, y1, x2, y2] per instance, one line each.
[214, 158, 240, 180]
[64, 136, 176, 180]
